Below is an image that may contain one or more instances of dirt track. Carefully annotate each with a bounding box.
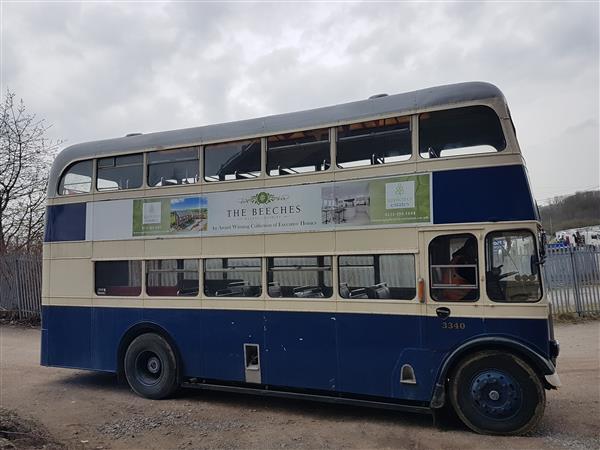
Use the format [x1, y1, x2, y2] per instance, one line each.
[1, 321, 598, 449]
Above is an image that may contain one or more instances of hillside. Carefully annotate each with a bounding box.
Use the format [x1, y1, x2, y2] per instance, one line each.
[539, 190, 600, 234]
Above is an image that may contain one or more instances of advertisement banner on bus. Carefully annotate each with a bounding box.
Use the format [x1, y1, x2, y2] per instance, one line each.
[105, 173, 430, 239]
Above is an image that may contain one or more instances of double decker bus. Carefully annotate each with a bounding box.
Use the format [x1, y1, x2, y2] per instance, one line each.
[42, 82, 560, 435]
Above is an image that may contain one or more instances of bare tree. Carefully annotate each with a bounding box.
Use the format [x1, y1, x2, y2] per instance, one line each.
[0, 90, 59, 254]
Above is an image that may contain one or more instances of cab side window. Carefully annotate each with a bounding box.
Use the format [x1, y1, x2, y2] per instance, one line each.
[429, 234, 479, 302]
[485, 230, 542, 303]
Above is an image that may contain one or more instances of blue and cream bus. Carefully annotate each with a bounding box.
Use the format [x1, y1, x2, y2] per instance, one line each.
[42, 82, 560, 435]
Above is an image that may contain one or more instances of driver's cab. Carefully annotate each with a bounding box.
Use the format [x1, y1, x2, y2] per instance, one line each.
[420, 225, 546, 331]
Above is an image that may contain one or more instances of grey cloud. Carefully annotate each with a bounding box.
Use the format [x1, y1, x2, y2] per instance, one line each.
[2, 1, 598, 199]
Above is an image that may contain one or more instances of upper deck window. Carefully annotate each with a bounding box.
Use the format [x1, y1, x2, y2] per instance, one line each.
[148, 147, 199, 187]
[419, 106, 506, 159]
[204, 139, 261, 182]
[97, 153, 143, 191]
[267, 128, 330, 176]
[337, 116, 411, 169]
[58, 160, 93, 195]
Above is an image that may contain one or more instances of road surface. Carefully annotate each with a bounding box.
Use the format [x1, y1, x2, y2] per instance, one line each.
[1, 321, 598, 449]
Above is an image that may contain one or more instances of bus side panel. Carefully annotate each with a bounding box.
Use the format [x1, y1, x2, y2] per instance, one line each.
[336, 313, 424, 399]
[483, 317, 551, 358]
[44, 203, 87, 242]
[423, 316, 486, 351]
[91, 307, 143, 372]
[42, 305, 92, 369]
[199, 309, 265, 382]
[433, 165, 536, 224]
[40, 309, 49, 366]
[263, 311, 338, 391]
[143, 308, 205, 377]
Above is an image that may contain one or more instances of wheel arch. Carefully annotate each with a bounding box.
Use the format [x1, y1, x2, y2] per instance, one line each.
[430, 336, 556, 409]
[117, 322, 183, 381]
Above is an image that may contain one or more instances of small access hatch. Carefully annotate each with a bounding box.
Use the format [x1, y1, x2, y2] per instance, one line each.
[244, 344, 261, 384]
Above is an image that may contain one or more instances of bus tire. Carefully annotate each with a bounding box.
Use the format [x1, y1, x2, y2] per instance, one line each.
[124, 333, 179, 399]
[449, 350, 545, 435]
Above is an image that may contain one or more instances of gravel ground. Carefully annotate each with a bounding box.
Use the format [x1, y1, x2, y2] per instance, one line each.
[0, 321, 598, 449]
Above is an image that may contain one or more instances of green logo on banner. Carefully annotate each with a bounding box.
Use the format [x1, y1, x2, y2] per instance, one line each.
[368, 174, 431, 224]
[242, 191, 289, 205]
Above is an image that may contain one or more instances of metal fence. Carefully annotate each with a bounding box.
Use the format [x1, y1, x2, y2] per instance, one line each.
[0, 254, 42, 319]
[543, 246, 600, 316]
[0, 247, 599, 320]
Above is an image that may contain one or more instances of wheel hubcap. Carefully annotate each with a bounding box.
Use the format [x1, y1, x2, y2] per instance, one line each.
[470, 370, 522, 419]
[135, 351, 163, 386]
[147, 356, 161, 374]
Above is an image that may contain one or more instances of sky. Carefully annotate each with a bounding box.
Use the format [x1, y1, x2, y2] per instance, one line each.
[1, 1, 598, 201]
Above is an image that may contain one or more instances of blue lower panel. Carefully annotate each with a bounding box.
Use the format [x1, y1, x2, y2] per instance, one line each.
[199, 310, 264, 382]
[41, 306, 551, 403]
[264, 311, 337, 391]
[42, 306, 92, 369]
[337, 314, 422, 398]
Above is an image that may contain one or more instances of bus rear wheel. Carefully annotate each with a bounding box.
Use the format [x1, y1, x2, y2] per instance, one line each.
[124, 333, 179, 399]
[449, 350, 545, 435]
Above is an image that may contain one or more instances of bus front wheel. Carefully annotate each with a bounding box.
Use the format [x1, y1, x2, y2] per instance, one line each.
[449, 350, 545, 435]
[124, 333, 179, 399]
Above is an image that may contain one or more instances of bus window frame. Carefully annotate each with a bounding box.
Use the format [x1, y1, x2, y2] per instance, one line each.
[146, 147, 201, 188]
[337, 253, 417, 301]
[484, 228, 543, 304]
[428, 233, 480, 303]
[95, 152, 145, 192]
[417, 104, 507, 161]
[335, 115, 414, 170]
[57, 159, 94, 196]
[266, 256, 333, 299]
[203, 138, 263, 183]
[145, 258, 200, 297]
[203, 257, 263, 298]
[266, 128, 333, 178]
[94, 259, 143, 297]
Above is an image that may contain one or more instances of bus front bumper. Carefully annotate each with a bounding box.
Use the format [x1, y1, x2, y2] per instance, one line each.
[545, 372, 561, 388]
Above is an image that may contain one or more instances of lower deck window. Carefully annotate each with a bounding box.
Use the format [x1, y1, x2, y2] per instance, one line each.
[338, 254, 416, 300]
[429, 234, 479, 302]
[146, 259, 199, 296]
[267, 256, 332, 298]
[204, 258, 261, 297]
[95, 261, 141, 296]
[486, 230, 542, 302]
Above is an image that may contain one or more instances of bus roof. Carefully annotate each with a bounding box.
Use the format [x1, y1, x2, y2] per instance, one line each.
[49, 81, 506, 196]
